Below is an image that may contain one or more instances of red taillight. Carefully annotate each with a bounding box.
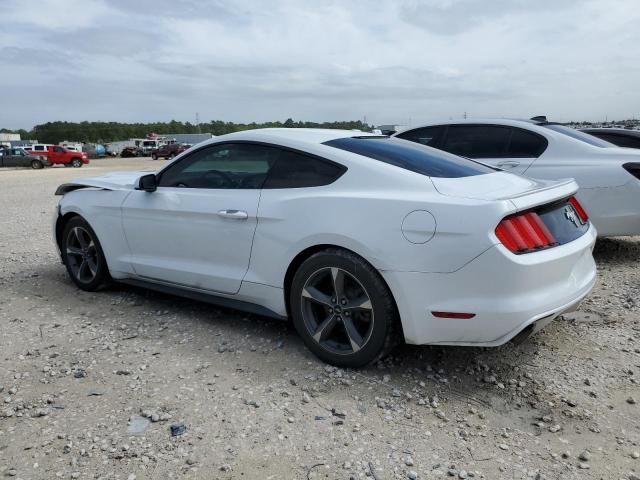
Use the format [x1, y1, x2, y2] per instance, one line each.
[495, 211, 557, 254]
[568, 196, 588, 223]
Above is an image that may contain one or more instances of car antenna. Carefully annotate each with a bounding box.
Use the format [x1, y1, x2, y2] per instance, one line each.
[530, 115, 548, 123]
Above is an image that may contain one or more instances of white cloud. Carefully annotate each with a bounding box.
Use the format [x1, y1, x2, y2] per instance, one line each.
[1, 0, 640, 128]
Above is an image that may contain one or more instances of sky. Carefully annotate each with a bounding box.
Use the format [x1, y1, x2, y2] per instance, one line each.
[1, 0, 639, 130]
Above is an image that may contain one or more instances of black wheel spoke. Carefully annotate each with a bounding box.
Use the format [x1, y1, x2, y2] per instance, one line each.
[66, 245, 83, 257]
[302, 286, 333, 307]
[86, 256, 98, 276]
[74, 227, 89, 249]
[312, 313, 338, 342]
[343, 317, 365, 352]
[345, 295, 373, 313]
[330, 267, 345, 298]
[78, 259, 90, 281]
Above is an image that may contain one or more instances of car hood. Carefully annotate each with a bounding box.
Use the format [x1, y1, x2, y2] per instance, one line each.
[55, 171, 151, 195]
[431, 171, 578, 211]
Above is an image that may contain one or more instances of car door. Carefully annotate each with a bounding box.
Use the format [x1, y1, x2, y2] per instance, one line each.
[14, 149, 30, 166]
[49, 146, 66, 163]
[121, 142, 277, 295]
[4, 149, 22, 167]
[440, 125, 545, 175]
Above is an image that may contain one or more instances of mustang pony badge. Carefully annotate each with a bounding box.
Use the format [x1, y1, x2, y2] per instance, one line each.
[564, 205, 580, 227]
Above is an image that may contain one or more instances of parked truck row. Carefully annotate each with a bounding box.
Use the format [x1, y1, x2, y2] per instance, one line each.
[1, 144, 89, 168]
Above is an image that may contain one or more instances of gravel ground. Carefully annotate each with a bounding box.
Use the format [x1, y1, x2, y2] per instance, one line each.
[0, 158, 639, 480]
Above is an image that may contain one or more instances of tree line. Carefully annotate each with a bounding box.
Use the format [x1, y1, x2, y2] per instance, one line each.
[1, 119, 371, 144]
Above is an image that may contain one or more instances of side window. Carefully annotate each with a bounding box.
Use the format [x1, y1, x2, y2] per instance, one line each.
[34, 145, 44, 151]
[507, 128, 548, 157]
[597, 134, 640, 149]
[263, 149, 345, 188]
[53, 146, 64, 153]
[396, 126, 444, 147]
[442, 125, 511, 158]
[158, 143, 278, 189]
[617, 136, 640, 149]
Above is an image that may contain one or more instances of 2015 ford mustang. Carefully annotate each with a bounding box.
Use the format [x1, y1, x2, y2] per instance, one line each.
[53, 129, 597, 367]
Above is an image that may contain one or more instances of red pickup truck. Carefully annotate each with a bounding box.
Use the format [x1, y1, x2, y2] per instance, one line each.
[49, 146, 89, 167]
[32, 145, 89, 167]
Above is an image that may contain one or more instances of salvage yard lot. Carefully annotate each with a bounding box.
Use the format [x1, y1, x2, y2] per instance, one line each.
[0, 158, 639, 479]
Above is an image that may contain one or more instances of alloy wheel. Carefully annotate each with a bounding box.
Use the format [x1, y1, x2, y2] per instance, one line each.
[300, 267, 374, 355]
[65, 226, 99, 283]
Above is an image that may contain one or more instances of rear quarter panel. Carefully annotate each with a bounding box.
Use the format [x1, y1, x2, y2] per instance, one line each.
[247, 165, 514, 289]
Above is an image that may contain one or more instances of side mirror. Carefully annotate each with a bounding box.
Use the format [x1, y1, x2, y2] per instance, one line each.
[136, 174, 157, 192]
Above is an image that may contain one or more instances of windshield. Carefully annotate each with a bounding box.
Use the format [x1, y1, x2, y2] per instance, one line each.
[542, 124, 615, 148]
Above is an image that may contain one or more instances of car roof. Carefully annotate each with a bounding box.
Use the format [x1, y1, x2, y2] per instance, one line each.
[394, 118, 550, 134]
[581, 127, 640, 136]
[211, 128, 381, 145]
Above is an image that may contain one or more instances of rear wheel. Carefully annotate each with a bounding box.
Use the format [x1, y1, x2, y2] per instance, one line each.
[71, 158, 82, 168]
[30, 159, 44, 169]
[151, 153, 158, 160]
[290, 249, 398, 367]
[62, 216, 111, 291]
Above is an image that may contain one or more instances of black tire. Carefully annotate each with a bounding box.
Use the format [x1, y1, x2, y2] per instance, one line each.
[290, 248, 399, 368]
[71, 158, 82, 168]
[31, 159, 44, 169]
[151, 153, 158, 160]
[61, 216, 111, 291]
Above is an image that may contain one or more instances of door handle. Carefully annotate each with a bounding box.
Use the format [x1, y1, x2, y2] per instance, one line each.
[496, 160, 520, 169]
[217, 209, 248, 220]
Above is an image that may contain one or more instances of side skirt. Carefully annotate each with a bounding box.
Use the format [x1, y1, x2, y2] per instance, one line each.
[119, 278, 288, 321]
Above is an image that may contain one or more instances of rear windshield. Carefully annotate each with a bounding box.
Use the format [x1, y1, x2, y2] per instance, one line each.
[542, 124, 615, 148]
[323, 137, 494, 178]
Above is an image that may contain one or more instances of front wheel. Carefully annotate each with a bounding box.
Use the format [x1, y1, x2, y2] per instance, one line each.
[290, 249, 399, 368]
[31, 159, 44, 169]
[62, 216, 111, 291]
[71, 158, 82, 168]
[151, 153, 158, 160]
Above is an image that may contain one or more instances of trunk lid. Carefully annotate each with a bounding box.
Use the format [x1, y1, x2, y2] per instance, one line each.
[431, 171, 578, 211]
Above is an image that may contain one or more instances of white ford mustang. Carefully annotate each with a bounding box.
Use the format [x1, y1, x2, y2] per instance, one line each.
[393, 118, 640, 237]
[53, 129, 597, 367]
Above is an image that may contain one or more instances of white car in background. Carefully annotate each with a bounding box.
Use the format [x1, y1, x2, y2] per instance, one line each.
[393, 118, 640, 236]
[53, 129, 596, 367]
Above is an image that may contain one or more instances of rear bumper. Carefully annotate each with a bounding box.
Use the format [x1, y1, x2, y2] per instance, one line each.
[382, 224, 597, 346]
[578, 180, 640, 236]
